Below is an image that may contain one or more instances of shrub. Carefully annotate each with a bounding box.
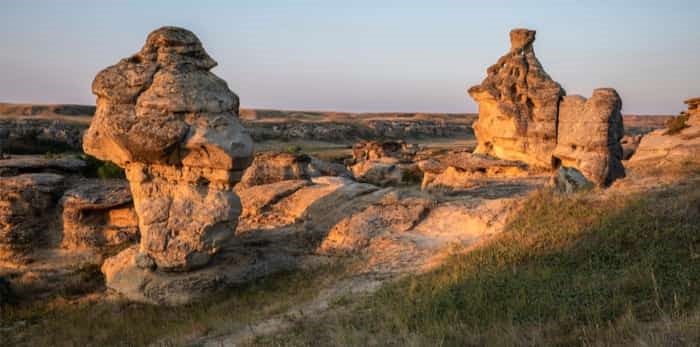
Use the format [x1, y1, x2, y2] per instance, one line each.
[82, 155, 125, 179]
[285, 145, 303, 154]
[664, 113, 690, 135]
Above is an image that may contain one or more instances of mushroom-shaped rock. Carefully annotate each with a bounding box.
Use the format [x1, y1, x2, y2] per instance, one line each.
[83, 26, 254, 278]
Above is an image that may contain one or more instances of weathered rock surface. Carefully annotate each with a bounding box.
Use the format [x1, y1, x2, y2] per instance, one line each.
[349, 159, 419, 187]
[621, 135, 643, 160]
[83, 26, 253, 301]
[239, 152, 351, 188]
[0, 156, 87, 176]
[553, 89, 625, 186]
[318, 191, 433, 255]
[468, 29, 564, 168]
[0, 174, 64, 261]
[551, 166, 594, 193]
[630, 98, 700, 164]
[61, 181, 138, 249]
[347, 141, 421, 186]
[418, 152, 529, 193]
[351, 140, 416, 162]
[0, 118, 86, 154]
[468, 29, 627, 186]
[238, 176, 377, 231]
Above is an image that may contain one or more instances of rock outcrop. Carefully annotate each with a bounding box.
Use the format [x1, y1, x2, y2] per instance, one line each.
[0, 156, 87, 177]
[630, 98, 700, 164]
[61, 181, 138, 249]
[0, 173, 64, 261]
[468, 29, 563, 168]
[83, 26, 253, 300]
[318, 191, 433, 256]
[418, 152, 530, 193]
[351, 140, 416, 162]
[468, 29, 626, 186]
[348, 141, 421, 186]
[552, 89, 625, 186]
[238, 152, 351, 188]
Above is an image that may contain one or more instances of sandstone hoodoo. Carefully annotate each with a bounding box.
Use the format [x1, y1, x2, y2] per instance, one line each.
[469, 29, 625, 186]
[83, 26, 254, 301]
[468, 29, 563, 169]
[553, 89, 625, 186]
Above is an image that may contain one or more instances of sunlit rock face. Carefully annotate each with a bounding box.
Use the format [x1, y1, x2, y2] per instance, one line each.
[468, 29, 564, 169]
[630, 97, 700, 164]
[83, 26, 254, 272]
[553, 89, 625, 186]
[469, 28, 626, 186]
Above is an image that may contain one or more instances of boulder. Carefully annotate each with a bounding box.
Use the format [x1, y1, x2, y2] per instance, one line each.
[61, 181, 138, 249]
[0, 173, 64, 261]
[552, 89, 625, 186]
[350, 158, 405, 187]
[238, 152, 351, 188]
[551, 166, 593, 193]
[468, 29, 564, 168]
[84, 27, 253, 301]
[351, 140, 416, 162]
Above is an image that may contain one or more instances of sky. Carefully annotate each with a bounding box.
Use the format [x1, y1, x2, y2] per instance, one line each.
[1, 0, 699, 114]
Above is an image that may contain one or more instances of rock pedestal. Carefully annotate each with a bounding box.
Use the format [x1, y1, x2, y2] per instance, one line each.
[83, 27, 254, 302]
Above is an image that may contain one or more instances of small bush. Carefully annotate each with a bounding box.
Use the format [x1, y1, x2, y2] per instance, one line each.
[664, 113, 690, 135]
[284, 145, 303, 154]
[83, 155, 125, 179]
[97, 161, 125, 179]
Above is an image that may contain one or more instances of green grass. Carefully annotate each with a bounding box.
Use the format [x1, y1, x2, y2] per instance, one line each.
[0, 263, 344, 346]
[258, 177, 700, 346]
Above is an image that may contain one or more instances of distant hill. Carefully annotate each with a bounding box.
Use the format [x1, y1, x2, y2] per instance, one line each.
[0, 102, 673, 127]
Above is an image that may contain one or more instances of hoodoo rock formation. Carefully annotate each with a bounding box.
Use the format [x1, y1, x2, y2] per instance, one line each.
[469, 29, 625, 186]
[553, 89, 625, 186]
[468, 29, 563, 168]
[83, 27, 254, 301]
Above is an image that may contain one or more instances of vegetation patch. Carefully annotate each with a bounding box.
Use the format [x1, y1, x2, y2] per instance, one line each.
[0, 262, 344, 346]
[260, 178, 700, 346]
[664, 113, 690, 135]
[83, 155, 125, 179]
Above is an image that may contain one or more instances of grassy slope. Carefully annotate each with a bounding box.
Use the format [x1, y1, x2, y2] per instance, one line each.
[0, 263, 344, 346]
[259, 174, 700, 346]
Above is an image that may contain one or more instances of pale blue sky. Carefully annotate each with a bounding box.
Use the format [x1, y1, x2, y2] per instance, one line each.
[1, 0, 698, 114]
